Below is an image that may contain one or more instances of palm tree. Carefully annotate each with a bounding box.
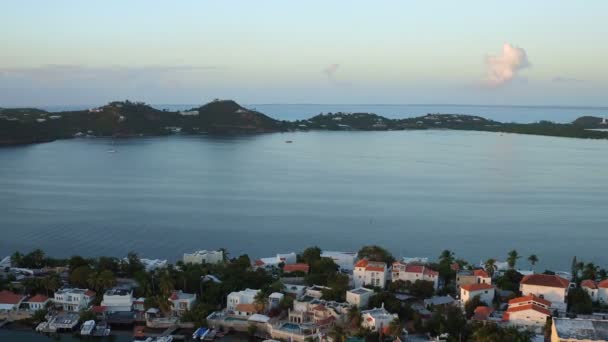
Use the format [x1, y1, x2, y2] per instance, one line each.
[159, 271, 174, 297]
[507, 250, 520, 269]
[98, 270, 116, 290]
[528, 255, 539, 270]
[583, 263, 599, 280]
[254, 291, 267, 313]
[42, 275, 61, 296]
[87, 272, 103, 293]
[484, 259, 496, 277]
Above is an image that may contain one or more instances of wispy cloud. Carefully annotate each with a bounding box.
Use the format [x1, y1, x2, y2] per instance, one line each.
[552, 76, 584, 83]
[484, 43, 530, 87]
[322, 63, 351, 87]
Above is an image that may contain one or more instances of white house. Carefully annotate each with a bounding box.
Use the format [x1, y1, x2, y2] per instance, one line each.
[503, 294, 552, 328]
[598, 280, 608, 304]
[0, 290, 26, 310]
[25, 294, 51, 311]
[254, 252, 297, 269]
[305, 285, 330, 299]
[54, 288, 95, 312]
[581, 280, 599, 302]
[139, 258, 167, 272]
[283, 284, 307, 298]
[354, 259, 387, 288]
[321, 251, 358, 271]
[101, 288, 134, 312]
[227, 289, 260, 311]
[183, 250, 224, 264]
[460, 283, 495, 306]
[391, 262, 439, 289]
[169, 291, 197, 316]
[361, 305, 398, 332]
[346, 287, 374, 308]
[519, 274, 569, 312]
[268, 292, 284, 310]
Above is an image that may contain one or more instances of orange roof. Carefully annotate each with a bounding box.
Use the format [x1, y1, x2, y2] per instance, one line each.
[598, 279, 608, 288]
[461, 283, 494, 292]
[235, 303, 257, 313]
[505, 303, 551, 317]
[27, 294, 49, 303]
[0, 290, 26, 305]
[313, 304, 327, 311]
[473, 269, 490, 278]
[520, 274, 569, 289]
[85, 290, 96, 297]
[355, 259, 369, 268]
[508, 294, 551, 307]
[254, 259, 265, 266]
[581, 280, 598, 289]
[91, 305, 107, 313]
[170, 292, 179, 300]
[284, 263, 310, 273]
[472, 306, 494, 321]
[403, 265, 439, 277]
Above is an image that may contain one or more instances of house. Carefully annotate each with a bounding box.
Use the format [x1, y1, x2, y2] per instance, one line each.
[169, 291, 196, 316]
[503, 295, 552, 328]
[423, 295, 455, 308]
[305, 285, 330, 299]
[283, 284, 307, 298]
[289, 297, 350, 325]
[520, 274, 569, 312]
[321, 251, 357, 271]
[133, 297, 146, 311]
[254, 252, 297, 270]
[551, 318, 608, 342]
[183, 250, 224, 264]
[54, 288, 95, 312]
[227, 289, 260, 311]
[472, 306, 494, 321]
[0, 290, 26, 310]
[456, 269, 491, 289]
[581, 280, 599, 302]
[283, 263, 310, 274]
[268, 292, 284, 310]
[460, 283, 495, 306]
[234, 304, 258, 317]
[391, 262, 439, 289]
[346, 287, 374, 308]
[100, 288, 134, 312]
[25, 294, 51, 311]
[354, 260, 387, 288]
[361, 305, 398, 332]
[139, 258, 167, 272]
[598, 280, 608, 304]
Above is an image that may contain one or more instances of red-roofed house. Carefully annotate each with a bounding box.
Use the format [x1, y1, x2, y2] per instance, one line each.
[24, 294, 50, 310]
[0, 290, 26, 310]
[456, 269, 492, 290]
[520, 274, 569, 312]
[354, 259, 387, 288]
[392, 262, 439, 289]
[460, 283, 495, 306]
[472, 306, 494, 321]
[283, 263, 310, 274]
[598, 280, 608, 304]
[503, 295, 552, 328]
[168, 290, 196, 317]
[581, 280, 599, 302]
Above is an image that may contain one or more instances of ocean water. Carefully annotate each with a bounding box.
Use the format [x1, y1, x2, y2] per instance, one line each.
[40, 103, 608, 124]
[1, 130, 607, 270]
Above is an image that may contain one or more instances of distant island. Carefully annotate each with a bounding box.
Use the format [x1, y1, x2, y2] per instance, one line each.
[1, 99, 608, 146]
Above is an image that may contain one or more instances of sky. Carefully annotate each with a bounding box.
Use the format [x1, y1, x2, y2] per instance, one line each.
[1, 0, 607, 107]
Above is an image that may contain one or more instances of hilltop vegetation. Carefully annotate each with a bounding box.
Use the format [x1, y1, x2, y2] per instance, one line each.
[1, 99, 608, 146]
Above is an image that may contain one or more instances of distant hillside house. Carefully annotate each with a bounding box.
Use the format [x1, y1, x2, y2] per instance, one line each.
[183, 250, 224, 264]
[54, 288, 95, 312]
[361, 305, 398, 332]
[503, 294, 552, 328]
[391, 261, 439, 289]
[321, 251, 357, 271]
[227, 289, 260, 311]
[354, 259, 387, 288]
[460, 283, 495, 306]
[519, 274, 569, 312]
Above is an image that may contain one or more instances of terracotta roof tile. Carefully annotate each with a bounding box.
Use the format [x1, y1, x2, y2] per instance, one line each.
[473, 269, 490, 278]
[508, 294, 551, 307]
[0, 290, 26, 305]
[283, 263, 310, 273]
[235, 303, 257, 313]
[461, 283, 494, 292]
[581, 280, 598, 289]
[598, 279, 608, 288]
[85, 290, 96, 297]
[27, 294, 49, 303]
[505, 303, 552, 316]
[520, 274, 569, 289]
[355, 259, 369, 268]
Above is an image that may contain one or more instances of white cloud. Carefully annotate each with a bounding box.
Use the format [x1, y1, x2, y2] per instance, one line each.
[484, 43, 530, 87]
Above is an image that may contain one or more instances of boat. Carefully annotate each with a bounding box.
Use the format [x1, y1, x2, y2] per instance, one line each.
[80, 320, 95, 335]
[193, 327, 209, 340]
[203, 329, 217, 341]
[285, 140, 293, 143]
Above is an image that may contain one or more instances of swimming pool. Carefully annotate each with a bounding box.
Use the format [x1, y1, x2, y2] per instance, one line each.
[279, 323, 301, 333]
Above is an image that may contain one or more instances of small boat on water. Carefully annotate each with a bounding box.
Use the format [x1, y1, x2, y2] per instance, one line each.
[285, 140, 293, 143]
[80, 320, 95, 335]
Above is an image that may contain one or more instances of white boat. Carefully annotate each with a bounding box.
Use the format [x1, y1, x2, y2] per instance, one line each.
[80, 320, 95, 335]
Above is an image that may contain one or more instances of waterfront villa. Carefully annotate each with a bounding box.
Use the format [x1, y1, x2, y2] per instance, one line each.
[353, 259, 387, 288]
[0, 290, 26, 310]
[391, 261, 439, 289]
[503, 295, 552, 328]
[519, 274, 569, 312]
[321, 251, 358, 271]
[227, 288, 260, 311]
[361, 305, 398, 332]
[169, 290, 197, 316]
[346, 287, 374, 308]
[100, 287, 134, 312]
[460, 283, 495, 306]
[24, 294, 51, 311]
[182, 250, 224, 264]
[54, 288, 95, 312]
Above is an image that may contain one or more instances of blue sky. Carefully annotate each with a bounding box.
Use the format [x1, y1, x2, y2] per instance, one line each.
[1, 0, 607, 106]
